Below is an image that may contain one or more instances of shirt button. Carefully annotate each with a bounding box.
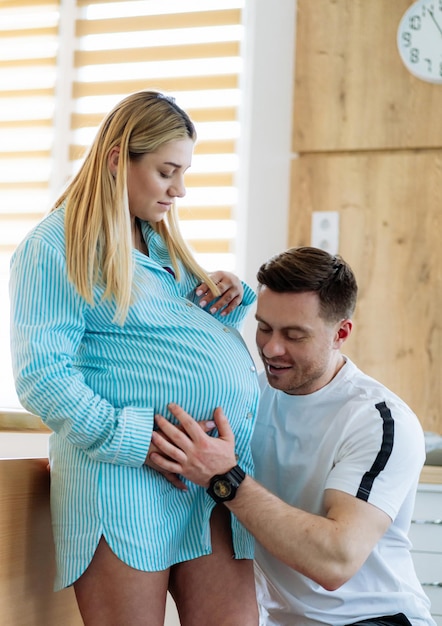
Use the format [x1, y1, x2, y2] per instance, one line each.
[186, 302, 193, 307]
[223, 327, 230, 333]
[246, 412, 253, 420]
[250, 365, 256, 372]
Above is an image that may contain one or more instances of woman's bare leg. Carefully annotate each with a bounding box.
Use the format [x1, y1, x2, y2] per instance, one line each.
[74, 537, 169, 626]
[169, 505, 259, 626]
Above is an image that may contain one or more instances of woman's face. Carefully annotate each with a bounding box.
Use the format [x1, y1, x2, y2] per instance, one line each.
[125, 138, 194, 223]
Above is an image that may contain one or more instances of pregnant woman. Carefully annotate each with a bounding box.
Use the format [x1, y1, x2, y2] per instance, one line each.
[10, 90, 259, 625]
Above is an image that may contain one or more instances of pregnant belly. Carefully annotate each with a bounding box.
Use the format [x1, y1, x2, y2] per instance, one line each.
[80, 323, 258, 424]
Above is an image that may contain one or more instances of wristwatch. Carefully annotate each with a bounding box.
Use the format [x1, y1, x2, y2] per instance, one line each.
[207, 465, 246, 503]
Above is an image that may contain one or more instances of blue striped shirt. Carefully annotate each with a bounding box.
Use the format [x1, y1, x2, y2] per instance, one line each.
[10, 207, 259, 590]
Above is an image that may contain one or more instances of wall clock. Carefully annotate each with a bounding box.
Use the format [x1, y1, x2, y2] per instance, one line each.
[397, 0, 442, 83]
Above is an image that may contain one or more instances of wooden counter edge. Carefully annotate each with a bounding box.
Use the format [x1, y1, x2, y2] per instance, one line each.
[0, 409, 49, 432]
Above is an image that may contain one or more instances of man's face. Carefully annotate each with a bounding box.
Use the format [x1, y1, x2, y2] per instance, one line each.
[255, 287, 348, 395]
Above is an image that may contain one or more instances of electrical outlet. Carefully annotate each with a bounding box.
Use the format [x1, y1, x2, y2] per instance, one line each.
[311, 211, 339, 254]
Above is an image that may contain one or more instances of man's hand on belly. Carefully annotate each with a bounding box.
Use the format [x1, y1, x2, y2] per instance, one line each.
[150, 404, 237, 488]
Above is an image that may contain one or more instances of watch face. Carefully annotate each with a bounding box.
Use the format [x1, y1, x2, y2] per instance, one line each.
[213, 479, 232, 499]
[397, 0, 442, 84]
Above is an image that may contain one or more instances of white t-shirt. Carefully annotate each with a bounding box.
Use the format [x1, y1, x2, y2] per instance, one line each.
[252, 357, 435, 626]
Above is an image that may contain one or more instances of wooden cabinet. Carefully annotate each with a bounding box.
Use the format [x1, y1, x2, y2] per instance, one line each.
[0, 458, 82, 625]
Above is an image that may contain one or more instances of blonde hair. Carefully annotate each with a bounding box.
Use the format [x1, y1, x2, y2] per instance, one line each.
[53, 90, 219, 322]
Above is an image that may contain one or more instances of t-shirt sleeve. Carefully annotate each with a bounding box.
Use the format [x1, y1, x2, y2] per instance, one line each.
[325, 399, 425, 520]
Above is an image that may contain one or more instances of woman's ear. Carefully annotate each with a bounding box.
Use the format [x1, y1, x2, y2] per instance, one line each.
[108, 146, 120, 177]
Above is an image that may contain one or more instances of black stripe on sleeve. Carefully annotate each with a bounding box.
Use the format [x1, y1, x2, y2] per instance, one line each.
[356, 401, 394, 502]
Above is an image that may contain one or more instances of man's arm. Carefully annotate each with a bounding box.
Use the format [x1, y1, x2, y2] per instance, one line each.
[150, 403, 391, 591]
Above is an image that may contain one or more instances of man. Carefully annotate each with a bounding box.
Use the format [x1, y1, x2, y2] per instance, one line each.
[150, 247, 434, 626]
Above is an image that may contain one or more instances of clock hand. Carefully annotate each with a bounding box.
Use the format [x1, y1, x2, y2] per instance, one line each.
[428, 8, 442, 38]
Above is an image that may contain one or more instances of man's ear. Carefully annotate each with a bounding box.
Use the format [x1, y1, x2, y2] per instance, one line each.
[335, 319, 352, 346]
[108, 146, 120, 176]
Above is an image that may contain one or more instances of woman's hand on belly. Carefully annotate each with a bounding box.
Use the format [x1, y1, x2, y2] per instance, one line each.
[144, 438, 188, 490]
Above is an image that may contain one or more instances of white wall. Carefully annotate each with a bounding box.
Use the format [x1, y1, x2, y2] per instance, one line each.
[238, 0, 296, 364]
[0, 432, 49, 458]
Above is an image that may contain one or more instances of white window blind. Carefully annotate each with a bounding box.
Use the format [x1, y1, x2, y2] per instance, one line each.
[69, 0, 244, 269]
[0, 0, 245, 408]
[0, 0, 60, 408]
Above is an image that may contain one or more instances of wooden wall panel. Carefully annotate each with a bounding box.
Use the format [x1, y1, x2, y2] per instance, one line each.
[293, 0, 442, 152]
[289, 151, 442, 433]
[290, 0, 442, 433]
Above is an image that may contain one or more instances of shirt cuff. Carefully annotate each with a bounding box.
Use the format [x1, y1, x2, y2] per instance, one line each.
[110, 406, 154, 467]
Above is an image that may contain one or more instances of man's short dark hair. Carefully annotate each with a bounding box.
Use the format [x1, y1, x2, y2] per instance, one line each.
[257, 246, 358, 322]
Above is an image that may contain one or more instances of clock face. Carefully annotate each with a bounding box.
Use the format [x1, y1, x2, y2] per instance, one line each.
[397, 0, 442, 84]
